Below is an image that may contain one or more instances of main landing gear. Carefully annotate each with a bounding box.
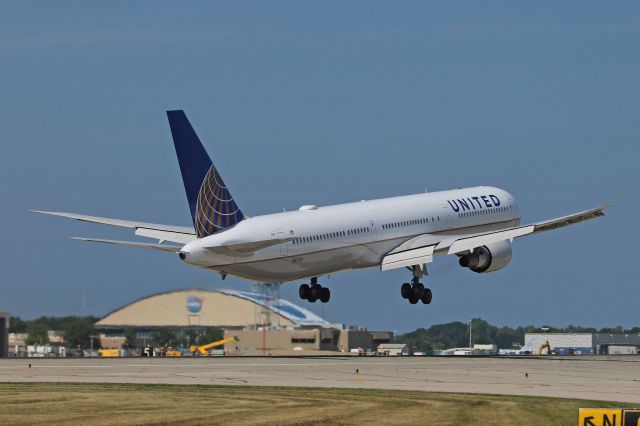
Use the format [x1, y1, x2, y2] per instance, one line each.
[400, 265, 432, 305]
[299, 277, 330, 303]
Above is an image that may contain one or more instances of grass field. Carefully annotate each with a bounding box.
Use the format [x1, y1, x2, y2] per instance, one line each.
[0, 382, 634, 425]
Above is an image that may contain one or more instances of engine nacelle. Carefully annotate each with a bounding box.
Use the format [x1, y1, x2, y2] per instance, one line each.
[458, 240, 512, 273]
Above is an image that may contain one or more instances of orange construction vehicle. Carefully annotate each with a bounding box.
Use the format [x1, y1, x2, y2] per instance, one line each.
[190, 336, 238, 356]
[163, 346, 183, 357]
[538, 340, 553, 355]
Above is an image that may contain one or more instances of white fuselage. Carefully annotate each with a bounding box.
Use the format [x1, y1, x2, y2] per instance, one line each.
[181, 186, 521, 282]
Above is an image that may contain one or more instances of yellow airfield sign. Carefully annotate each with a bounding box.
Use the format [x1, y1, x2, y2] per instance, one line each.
[578, 408, 640, 426]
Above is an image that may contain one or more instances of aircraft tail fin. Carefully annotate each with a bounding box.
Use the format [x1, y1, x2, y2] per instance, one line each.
[166, 110, 245, 238]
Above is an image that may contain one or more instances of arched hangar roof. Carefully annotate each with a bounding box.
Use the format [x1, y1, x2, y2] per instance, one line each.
[95, 289, 328, 329]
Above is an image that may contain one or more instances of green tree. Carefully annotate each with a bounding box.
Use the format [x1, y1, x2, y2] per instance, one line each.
[469, 318, 494, 345]
[122, 329, 138, 349]
[599, 326, 624, 334]
[26, 322, 48, 345]
[9, 316, 27, 333]
[63, 318, 96, 349]
[151, 328, 177, 347]
[18, 316, 100, 348]
[495, 326, 524, 348]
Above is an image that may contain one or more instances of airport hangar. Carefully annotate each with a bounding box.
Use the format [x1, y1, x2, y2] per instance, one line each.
[95, 289, 393, 355]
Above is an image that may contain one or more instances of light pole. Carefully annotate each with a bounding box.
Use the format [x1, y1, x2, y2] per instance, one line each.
[89, 335, 98, 356]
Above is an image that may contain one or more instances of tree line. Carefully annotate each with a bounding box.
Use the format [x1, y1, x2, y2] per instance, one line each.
[9, 316, 222, 350]
[9, 316, 99, 349]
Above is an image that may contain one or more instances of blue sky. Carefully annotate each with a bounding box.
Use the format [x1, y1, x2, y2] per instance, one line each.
[1, 2, 637, 332]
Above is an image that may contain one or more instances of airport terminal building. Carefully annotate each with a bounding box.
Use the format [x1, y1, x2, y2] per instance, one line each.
[96, 289, 392, 354]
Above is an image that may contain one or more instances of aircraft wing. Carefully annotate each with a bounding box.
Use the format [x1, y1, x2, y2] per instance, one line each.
[31, 210, 195, 244]
[381, 205, 610, 271]
[71, 237, 182, 252]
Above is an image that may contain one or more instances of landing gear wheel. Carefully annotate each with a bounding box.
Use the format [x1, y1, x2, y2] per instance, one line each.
[299, 284, 310, 300]
[404, 265, 431, 305]
[301, 278, 330, 304]
[400, 283, 412, 299]
[421, 288, 432, 304]
[320, 287, 330, 303]
[412, 283, 425, 300]
[310, 284, 322, 300]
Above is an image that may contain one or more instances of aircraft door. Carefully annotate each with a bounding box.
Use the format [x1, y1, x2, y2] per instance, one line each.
[280, 242, 288, 256]
[369, 220, 377, 241]
[442, 203, 453, 228]
[272, 229, 288, 256]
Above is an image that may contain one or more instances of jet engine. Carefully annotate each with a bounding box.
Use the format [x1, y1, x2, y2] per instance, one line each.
[458, 240, 512, 273]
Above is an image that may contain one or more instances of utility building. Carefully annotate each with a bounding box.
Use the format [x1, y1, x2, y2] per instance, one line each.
[225, 328, 392, 355]
[525, 333, 593, 355]
[525, 333, 640, 355]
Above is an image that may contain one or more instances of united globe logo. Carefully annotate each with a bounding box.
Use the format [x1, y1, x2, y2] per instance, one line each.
[186, 296, 203, 313]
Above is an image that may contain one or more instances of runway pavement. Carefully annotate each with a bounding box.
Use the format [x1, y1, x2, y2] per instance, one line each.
[1, 356, 638, 403]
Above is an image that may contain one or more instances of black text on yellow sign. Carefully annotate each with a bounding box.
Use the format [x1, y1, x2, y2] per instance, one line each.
[578, 408, 640, 426]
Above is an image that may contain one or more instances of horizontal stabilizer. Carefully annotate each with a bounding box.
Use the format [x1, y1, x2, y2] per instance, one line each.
[32, 210, 195, 244]
[32, 210, 194, 234]
[71, 237, 182, 253]
[134, 228, 194, 244]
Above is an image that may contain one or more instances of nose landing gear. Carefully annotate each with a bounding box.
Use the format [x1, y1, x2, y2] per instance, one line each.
[299, 277, 330, 303]
[400, 265, 432, 305]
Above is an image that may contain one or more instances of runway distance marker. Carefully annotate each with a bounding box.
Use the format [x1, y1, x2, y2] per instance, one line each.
[577, 408, 622, 426]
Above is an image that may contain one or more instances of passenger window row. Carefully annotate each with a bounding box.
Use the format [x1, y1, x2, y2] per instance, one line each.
[292, 227, 370, 245]
[458, 205, 510, 218]
[382, 216, 439, 230]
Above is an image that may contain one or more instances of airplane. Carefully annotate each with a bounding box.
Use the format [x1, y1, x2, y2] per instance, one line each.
[33, 110, 610, 305]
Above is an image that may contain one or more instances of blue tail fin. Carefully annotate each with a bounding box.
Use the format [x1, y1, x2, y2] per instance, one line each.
[166, 110, 245, 238]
